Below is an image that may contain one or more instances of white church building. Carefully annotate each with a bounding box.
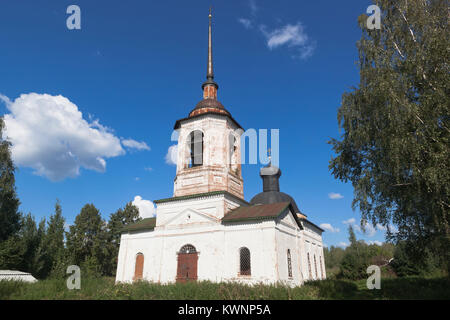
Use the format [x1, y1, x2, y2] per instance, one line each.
[115, 12, 326, 286]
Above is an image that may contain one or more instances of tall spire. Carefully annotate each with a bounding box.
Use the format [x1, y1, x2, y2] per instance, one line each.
[202, 7, 218, 99]
[207, 7, 214, 81]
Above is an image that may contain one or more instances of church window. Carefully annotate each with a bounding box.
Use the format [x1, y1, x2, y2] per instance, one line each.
[179, 244, 197, 254]
[287, 249, 292, 278]
[187, 130, 204, 168]
[229, 133, 238, 172]
[314, 254, 318, 279]
[320, 255, 324, 279]
[239, 247, 251, 276]
[307, 253, 312, 279]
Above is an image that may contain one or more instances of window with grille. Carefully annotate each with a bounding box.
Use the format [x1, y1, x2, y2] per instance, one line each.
[314, 255, 318, 279]
[188, 130, 203, 167]
[287, 249, 292, 278]
[179, 244, 197, 254]
[239, 247, 251, 276]
[307, 253, 312, 279]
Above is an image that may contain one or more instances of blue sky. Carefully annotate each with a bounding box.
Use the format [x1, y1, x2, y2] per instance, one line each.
[0, 0, 390, 248]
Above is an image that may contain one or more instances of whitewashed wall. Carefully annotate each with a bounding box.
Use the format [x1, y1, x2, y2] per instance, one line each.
[116, 196, 326, 285]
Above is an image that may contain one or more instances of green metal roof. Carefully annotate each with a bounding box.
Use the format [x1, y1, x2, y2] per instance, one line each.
[154, 190, 249, 205]
[122, 217, 156, 233]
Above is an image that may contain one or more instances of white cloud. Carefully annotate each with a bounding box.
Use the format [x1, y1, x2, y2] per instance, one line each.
[1, 93, 149, 181]
[63, 223, 71, 232]
[366, 240, 383, 246]
[263, 23, 307, 49]
[343, 218, 356, 225]
[249, 0, 258, 16]
[0, 93, 12, 106]
[144, 167, 153, 172]
[328, 192, 344, 200]
[165, 144, 178, 165]
[132, 195, 155, 219]
[388, 224, 399, 234]
[121, 139, 150, 151]
[319, 223, 340, 233]
[362, 223, 377, 237]
[238, 18, 252, 29]
[376, 223, 387, 231]
[342, 218, 377, 236]
[260, 23, 316, 59]
[338, 242, 349, 248]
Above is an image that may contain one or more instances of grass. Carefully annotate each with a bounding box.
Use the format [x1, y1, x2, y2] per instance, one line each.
[0, 276, 449, 300]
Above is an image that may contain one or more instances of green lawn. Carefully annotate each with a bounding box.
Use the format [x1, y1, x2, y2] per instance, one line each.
[1, 277, 449, 300]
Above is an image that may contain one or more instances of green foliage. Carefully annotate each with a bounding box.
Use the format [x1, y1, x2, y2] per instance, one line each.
[0, 235, 26, 269]
[104, 202, 141, 276]
[338, 227, 395, 280]
[328, 0, 450, 273]
[348, 225, 357, 246]
[66, 203, 107, 273]
[0, 117, 21, 242]
[1, 277, 449, 300]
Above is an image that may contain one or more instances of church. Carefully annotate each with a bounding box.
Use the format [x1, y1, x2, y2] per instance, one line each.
[115, 11, 326, 286]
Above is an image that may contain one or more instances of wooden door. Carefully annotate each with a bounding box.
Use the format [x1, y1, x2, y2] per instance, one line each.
[176, 252, 198, 283]
[134, 253, 144, 281]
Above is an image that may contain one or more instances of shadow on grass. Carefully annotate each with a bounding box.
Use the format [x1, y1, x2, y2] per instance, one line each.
[305, 277, 450, 300]
[305, 279, 358, 299]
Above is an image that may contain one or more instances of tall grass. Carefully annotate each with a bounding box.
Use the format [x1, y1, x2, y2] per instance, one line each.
[1, 277, 448, 300]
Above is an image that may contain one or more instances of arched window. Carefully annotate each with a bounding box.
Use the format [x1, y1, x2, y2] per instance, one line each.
[314, 254, 318, 279]
[320, 255, 324, 279]
[187, 131, 204, 167]
[307, 253, 312, 279]
[228, 133, 238, 171]
[239, 247, 251, 276]
[287, 249, 293, 278]
[134, 253, 144, 281]
[179, 244, 197, 254]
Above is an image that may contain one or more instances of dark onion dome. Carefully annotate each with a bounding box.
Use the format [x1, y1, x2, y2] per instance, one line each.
[189, 98, 230, 117]
[250, 164, 302, 215]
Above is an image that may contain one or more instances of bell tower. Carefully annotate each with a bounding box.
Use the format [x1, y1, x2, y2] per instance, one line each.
[172, 9, 244, 199]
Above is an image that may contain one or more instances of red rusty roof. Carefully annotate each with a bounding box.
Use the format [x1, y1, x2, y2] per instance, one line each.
[222, 202, 296, 223]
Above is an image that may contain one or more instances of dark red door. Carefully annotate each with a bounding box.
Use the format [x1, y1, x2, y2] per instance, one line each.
[133, 253, 144, 281]
[176, 252, 198, 283]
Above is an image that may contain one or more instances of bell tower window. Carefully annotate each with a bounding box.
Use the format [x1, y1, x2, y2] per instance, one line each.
[187, 130, 204, 168]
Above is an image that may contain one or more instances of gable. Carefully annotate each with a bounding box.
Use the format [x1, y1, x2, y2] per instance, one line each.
[277, 209, 299, 229]
[162, 208, 219, 228]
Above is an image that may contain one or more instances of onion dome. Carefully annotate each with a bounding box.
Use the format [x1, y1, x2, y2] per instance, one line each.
[250, 163, 302, 214]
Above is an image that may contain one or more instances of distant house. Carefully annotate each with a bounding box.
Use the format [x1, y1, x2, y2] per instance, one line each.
[0, 270, 38, 283]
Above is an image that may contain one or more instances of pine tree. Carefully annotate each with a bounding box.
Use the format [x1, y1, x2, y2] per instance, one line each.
[348, 225, 357, 247]
[66, 203, 107, 275]
[329, 0, 449, 273]
[42, 200, 67, 278]
[0, 117, 20, 242]
[104, 202, 141, 276]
